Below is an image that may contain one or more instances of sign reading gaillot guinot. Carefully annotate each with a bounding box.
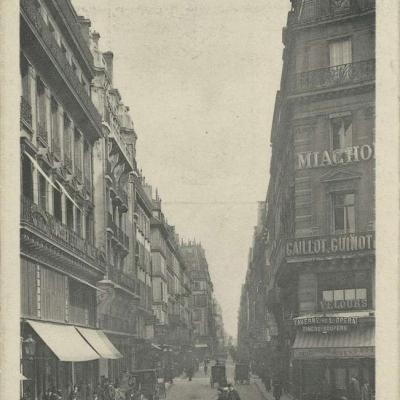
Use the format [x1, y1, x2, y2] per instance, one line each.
[296, 144, 374, 169]
[286, 233, 374, 258]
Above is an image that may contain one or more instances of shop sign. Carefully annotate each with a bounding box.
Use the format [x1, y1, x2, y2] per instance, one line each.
[296, 144, 374, 170]
[320, 299, 368, 311]
[294, 316, 358, 326]
[301, 325, 349, 333]
[286, 233, 374, 258]
[292, 346, 374, 360]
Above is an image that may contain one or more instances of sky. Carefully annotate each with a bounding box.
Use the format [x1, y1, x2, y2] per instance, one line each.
[73, 0, 291, 338]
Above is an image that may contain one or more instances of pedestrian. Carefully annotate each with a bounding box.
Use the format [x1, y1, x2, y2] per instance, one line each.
[204, 359, 208, 375]
[227, 383, 241, 400]
[349, 376, 361, 400]
[361, 380, 371, 400]
[272, 378, 282, 400]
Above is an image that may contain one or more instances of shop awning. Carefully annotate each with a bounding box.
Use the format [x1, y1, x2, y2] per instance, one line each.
[76, 327, 123, 359]
[27, 320, 100, 362]
[292, 327, 374, 360]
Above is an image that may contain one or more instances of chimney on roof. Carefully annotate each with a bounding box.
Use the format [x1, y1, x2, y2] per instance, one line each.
[103, 51, 114, 85]
[78, 16, 91, 45]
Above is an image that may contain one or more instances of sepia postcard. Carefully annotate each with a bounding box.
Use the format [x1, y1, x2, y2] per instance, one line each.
[0, 0, 399, 399]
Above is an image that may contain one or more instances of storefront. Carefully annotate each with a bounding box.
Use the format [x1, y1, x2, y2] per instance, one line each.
[21, 320, 122, 400]
[291, 316, 374, 400]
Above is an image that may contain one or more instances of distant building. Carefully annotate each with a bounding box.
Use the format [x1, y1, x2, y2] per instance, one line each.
[181, 241, 218, 358]
[151, 196, 192, 351]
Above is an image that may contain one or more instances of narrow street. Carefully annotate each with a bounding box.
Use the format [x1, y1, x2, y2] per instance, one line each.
[167, 359, 265, 400]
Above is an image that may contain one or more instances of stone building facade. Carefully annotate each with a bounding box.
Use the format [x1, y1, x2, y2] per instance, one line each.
[20, 1, 117, 399]
[264, 1, 375, 398]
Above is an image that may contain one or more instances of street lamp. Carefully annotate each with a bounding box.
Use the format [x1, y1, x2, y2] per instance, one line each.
[23, 335, 36, 359]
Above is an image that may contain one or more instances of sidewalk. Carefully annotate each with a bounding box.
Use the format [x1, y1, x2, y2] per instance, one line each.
[252, 376, 296, 400]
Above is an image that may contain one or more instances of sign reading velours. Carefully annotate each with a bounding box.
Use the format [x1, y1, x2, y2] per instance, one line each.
[296, 144, 374, 170]
[286, 233, 374, 258]
[320, 299, 368, 311]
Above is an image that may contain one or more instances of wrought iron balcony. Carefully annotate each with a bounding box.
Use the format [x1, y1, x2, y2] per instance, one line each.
[20, 96, 32, 128]
[292, 0, 375, 25]
[21, 196, 105, 267]
[21, 0, 102, 134]
[291, 59, 375, 94]
[108, 267, 137, 295]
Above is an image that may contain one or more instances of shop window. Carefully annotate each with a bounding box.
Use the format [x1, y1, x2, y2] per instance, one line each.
[329, 38, 352, 67]
[331, 115, 352, 150]
[334, 368, 346, 390]
[332, 192, 355, 233]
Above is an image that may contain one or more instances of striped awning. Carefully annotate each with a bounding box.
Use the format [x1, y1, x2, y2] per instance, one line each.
[292, 327, 374, 360]
[27, 320, 100, 362]
[76, 327, 122, 359]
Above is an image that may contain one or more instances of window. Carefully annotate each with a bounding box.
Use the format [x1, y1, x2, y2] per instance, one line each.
[51, 98, 61, 158]
[83, 141, 92, 189]
[321, 288, 368, 310]
[22, 155, 33, 200]
[20, 57, 30, 102]
[36, 78, 47, 142]
[38, 173, 47, 210]
[332, 193, 355, 233]
[331, 115, 352, 150]
[63, 115, 72, 169]
[66, 198, 74, 229]
[85, 212, 93, 243]
[329, 38, 352, 66]
[53, 185, 62, 221]
[74, 130, 82, 180]
[75, 208, 82, 236]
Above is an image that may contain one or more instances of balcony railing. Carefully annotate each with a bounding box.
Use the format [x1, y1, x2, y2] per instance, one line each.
[108, 267, 137, 294]
[292, 0, 375, 25]
[21, 196, 105, 267]
[21, 0, 102, 133]
[20, 96, 32, 127]
[291, 59, 375, 94]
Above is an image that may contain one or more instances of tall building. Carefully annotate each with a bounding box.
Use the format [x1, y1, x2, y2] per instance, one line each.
[20, 1, 119, 398]
[90, 32, 139, 379]
[181, 241, 217, 359]
[264, 0, 375, 398]
[237, 202, 276, 370]
[151, 195, 192, 352]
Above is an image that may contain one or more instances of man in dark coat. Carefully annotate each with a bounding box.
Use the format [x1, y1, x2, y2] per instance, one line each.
[349, 376, 361, 400]
[227, 384, 241, 400]
[272, 378, 283, 400]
